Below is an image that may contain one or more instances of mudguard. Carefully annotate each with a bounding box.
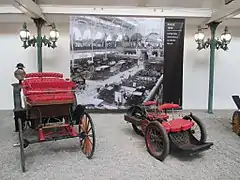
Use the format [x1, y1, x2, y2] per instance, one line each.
[72, 104, 86, 124]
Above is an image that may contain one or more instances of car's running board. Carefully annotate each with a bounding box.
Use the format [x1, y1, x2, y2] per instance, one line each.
[178, 142, 213, 155]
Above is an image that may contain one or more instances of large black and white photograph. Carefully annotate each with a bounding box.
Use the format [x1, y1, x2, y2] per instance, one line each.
[70, 16, 166, 109]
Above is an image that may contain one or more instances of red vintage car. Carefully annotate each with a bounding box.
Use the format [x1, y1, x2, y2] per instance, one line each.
[124, 101, 213, 161]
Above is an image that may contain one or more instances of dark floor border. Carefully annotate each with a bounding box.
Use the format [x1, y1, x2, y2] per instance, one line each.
[85, 108, 236, 114]
[0, 109, 235, 114]
[86, 107, 183, 114]
[86, 109, 128, 114]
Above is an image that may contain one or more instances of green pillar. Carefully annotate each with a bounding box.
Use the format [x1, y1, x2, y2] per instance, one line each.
[34, 18, 45, 72]
[207, 22, 220, 114]
[36, 25, 43, 72]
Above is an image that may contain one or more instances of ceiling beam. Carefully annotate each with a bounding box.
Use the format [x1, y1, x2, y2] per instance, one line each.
[206, 0, 240, 24]
[12, 0, 46, 20]
[1, 4, 240, 19]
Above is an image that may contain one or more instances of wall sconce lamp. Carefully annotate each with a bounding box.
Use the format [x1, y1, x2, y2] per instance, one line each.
[19, 22, 60, 49]
[194, 26, 232, 51]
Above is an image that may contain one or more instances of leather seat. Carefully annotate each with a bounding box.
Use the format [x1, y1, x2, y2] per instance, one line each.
[168, 119, 194, 132]
[161, 119, 194, 133]
[22, 74, 76, 106]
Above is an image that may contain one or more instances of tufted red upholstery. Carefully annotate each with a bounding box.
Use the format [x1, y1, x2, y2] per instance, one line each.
[159, 103, 180, 111]
[27, 93, 75, 105]
[25, 72, 63, 78]
[161, 122, 171, 133]
[22, 73, 76, 106]
[161, 119, 194, 133]
[143, 101, 157, 106]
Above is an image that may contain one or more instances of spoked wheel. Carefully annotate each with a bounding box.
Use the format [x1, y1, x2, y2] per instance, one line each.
[232, 111, 240, 135]
[183, 113, 207, 143]
[145, 121, 170, 161]
[78, 112, 95, 159]
[127, 106, 146, 136]
[18, 118, 26, 172]
[132, 124, 144, 136]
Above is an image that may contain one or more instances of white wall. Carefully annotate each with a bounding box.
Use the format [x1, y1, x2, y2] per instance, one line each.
[0, 22, 70, 110]
[183, 25, 240, 110]
[0, 21, 239, 110]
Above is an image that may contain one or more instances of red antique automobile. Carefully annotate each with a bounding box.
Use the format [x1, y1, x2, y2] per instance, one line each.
[124, 101, 213, 161]
[13, 71, 95, 172]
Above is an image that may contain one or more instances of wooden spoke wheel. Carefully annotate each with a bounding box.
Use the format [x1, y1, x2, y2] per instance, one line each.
[145, 121, 170, 161]
[78, 112, 95, 159]
[232, 111, 240, 135]
[183, 114, 207, 143]
[18, 118, 26, 172]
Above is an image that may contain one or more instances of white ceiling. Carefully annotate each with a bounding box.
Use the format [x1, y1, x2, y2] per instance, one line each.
[38, 0, 218, 8]
[0, 13, 239, 28]
[0, 0, 224, 9]
[0, 0, 239, 26]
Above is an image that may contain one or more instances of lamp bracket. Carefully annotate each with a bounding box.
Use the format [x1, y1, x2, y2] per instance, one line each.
[42, 36, 57, 49]
[197, 39, 229, 51]
[216, 40, 229, 51]
[196, 39, 210, 50]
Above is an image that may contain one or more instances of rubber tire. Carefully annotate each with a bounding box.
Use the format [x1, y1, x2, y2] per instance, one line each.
[128, 106, 145, 136]
[145, 121, 170, 161]
[18, 118, 26, 172]
[232, 111, 240, 135]
[80, 112, 96, 159]
[183, 114, 207, 143]
[132, 124, 144, 136]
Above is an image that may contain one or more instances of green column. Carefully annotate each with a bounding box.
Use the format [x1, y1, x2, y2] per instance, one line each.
[36, 25, 42, 72]
[207, 22, 220, 114]
[34, 18, 45, 72]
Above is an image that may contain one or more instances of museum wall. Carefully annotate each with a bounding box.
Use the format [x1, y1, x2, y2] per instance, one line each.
[183, 25, 239, 110]
[0, 21, 238, 110]
[0, 22, 70, 110]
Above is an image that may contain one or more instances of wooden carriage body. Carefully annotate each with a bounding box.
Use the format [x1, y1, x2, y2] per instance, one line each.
[12, 72, 96, 172]
[21, 72, 76, 123]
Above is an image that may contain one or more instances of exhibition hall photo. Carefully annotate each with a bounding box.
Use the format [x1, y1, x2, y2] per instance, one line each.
[70, 16, 185, 110]
[70, 16, 165, 109]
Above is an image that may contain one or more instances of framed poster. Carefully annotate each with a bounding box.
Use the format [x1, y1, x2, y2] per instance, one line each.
[70, 16, 184, 110]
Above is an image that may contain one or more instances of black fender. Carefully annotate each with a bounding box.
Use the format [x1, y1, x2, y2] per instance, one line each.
[72, 104, 86, 124]
[183, 113, 207, 143]
[126, 105, 144, 116]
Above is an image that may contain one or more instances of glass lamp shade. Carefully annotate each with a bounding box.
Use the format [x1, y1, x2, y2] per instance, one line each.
[194, 32, 205, 42]
[49, 29, 60, 42]
[14, 68, 26, 81]
[220, 33, 232, 44]
[19, 29, 30, 42]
